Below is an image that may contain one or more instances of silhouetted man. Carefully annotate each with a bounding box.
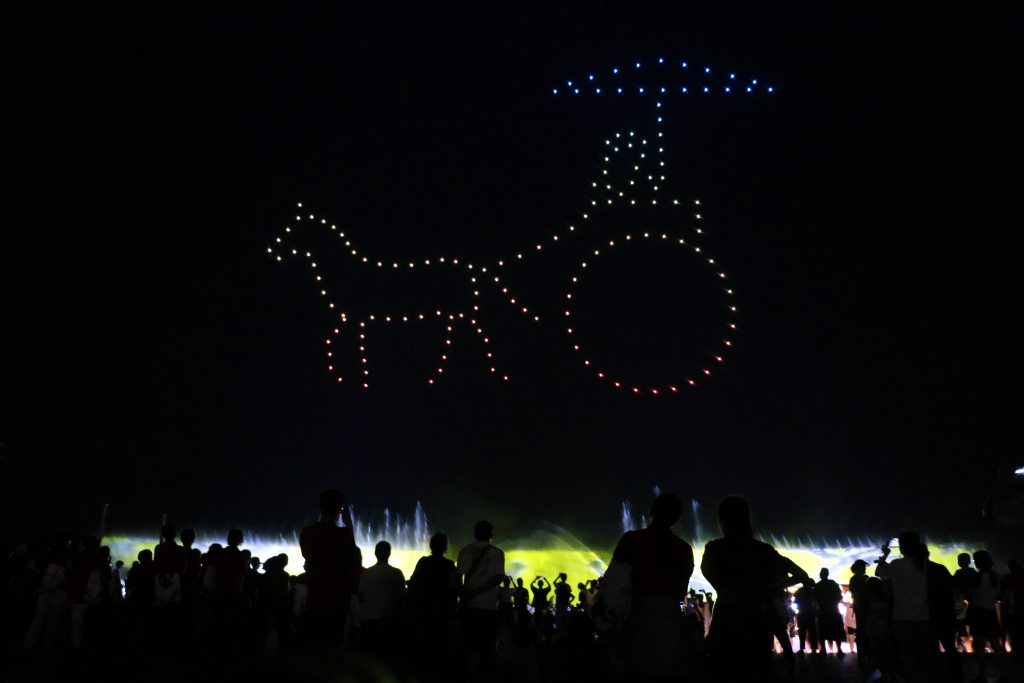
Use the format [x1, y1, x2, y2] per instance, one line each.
[300, 488, 357, 647]
[457, 520, 505, 681]
[815, 568, 844, 656]
[794, 579, 819, 654]
[358, 540, 405, 663]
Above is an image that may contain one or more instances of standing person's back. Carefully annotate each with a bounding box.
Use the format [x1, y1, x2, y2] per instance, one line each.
[702, 496, 806, 681]
[456, 520, 505, 681]
[408, 533, 457, 683]
[358, 541, 406, 663]
[874, 532, 933, 683]
[610, 493, 695, 681]
[299, 488, 357, 646]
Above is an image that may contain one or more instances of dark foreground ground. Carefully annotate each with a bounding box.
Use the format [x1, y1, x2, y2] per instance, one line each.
[3, 650, 1019, 683]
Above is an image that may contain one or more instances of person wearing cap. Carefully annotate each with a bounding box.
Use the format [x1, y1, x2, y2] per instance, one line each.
[848, 559, 871, 663]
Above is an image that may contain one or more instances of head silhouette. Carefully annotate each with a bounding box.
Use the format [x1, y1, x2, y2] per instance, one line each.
[227, 529, 243, 548]
[650, 493, 684, 528]
[851, 560, 867, 575]
[160, 524, 176, 543]
[717, 495, 753, 537]
[957, 552, 971, 568]
[181, 528, 196, 547]
[473, 520, 493, 542]
[429, 532, 448, 556]
[819, 568, 829, 580]
[375, 540, 392, 564]
[319, 489, 344, 520]
[973, 550, 993, 572]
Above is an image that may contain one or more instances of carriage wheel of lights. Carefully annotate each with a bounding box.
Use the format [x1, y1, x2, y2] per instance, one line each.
[266, 58, 774, 395]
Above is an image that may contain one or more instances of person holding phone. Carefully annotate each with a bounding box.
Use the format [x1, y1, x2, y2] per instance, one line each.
[875, 531, 933, 682]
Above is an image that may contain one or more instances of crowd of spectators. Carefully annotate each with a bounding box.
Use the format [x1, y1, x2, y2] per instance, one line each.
[2, 491, 1022, 682]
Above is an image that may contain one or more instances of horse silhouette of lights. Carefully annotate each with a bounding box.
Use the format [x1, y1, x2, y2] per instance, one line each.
[266, 59, 774, 395]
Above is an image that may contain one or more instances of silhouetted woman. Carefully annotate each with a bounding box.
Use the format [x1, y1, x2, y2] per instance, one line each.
[701, 496, 806, 681]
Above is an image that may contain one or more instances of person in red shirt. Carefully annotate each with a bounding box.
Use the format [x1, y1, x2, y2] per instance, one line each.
[300, 488, 357, 647]
[610, 492, 695, 679]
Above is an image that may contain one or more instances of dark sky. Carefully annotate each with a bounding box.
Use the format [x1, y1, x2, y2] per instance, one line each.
[3, 4, 1021, 547]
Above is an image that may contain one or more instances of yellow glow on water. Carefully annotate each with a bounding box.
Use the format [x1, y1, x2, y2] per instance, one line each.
[103, 535, 976, 590]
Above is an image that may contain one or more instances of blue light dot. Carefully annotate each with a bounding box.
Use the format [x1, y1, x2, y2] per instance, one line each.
[658, 57, 664, 63]
[704, 66, 711, 73]
[729, 73, 736, 79]
[746, 87, 751, 92]
[725, 87, 731, 93]
[752, 79, 758, 84]
[613, 67, 619, 74]
[617, 88, 623, 94]
[682, 87, 688, 93]
[635, 62, 641, 68]
[595, 88, 601, 94]
[567, 81, 573, 86]
[573, 88, 579, 94]
[681, 61, 688, 68]
[656, 101, 662, 108]
[767, 86, 774, 93]
[703, 86, 709, 93]
[660, 86, 666, 93]
[639, 87, 644, 93]
[552, 88, 558, 95]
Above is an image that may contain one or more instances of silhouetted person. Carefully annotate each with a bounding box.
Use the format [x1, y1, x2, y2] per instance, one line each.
[814, 568, 844, 656]
[793, 579, 819, 654]
[611, 492, 695, 681]
[865, 577, 894, 677]
[213, 528, 248, 611]
[154, 524, 185, 613]
[358, 540, 405, 664]
[952, 551, 976, 650]
[1001, 559, 1024, 674]
[553, 572, 573, 609]
[967, 549, 1008, 681]
[408, 532, 457, 682]
[255, 553, 291, 656]
[456, 520, 505, 681]
[923, 547, 958, 680]
[530, 576, 551, 611]
[299, 488, 357, 647]
[180, 527, 202, 608]
[875, 532, 933, 682]
[702, 496, 806, 681]
[848, 559, 871, 663]
[498, 576, 515, 616]
[513, 577, 529, 612]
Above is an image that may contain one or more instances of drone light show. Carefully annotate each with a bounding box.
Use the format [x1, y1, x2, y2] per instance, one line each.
[266, 59, 771, 395]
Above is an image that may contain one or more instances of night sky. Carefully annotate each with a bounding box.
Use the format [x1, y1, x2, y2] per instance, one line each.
[3, 4, 1021, 548]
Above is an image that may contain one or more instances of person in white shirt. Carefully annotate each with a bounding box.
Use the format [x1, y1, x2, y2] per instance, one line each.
[456, 520, 505, 679]
[874, 532, 934, 683]
[358, 541, 406, 661]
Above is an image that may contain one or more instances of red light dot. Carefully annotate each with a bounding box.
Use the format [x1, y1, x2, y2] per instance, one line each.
[632, 387, 640, 393]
